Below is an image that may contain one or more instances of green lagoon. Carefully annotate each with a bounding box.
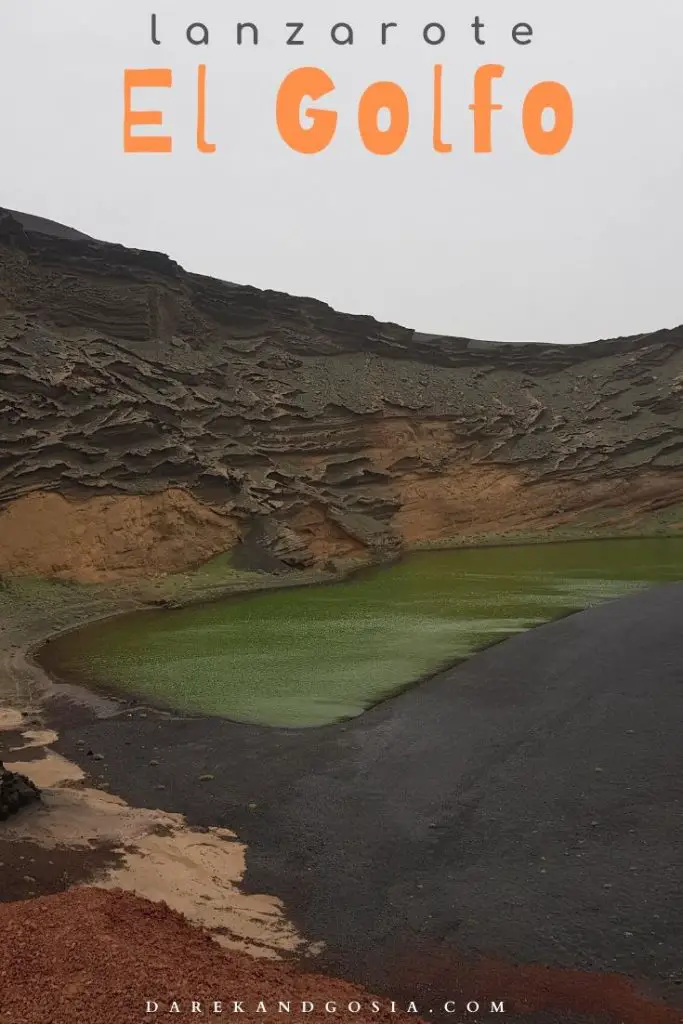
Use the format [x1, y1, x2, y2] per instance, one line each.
[40, 537, 683, 728]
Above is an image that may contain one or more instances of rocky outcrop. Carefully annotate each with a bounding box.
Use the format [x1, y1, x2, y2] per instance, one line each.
[0, 207, 682, 580]
[0, 761, 40, 820]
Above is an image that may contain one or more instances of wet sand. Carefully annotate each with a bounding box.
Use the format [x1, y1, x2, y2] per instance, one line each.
[0, 717, 316, 960]
[38, 582, 683, 1021]
[1, 583, 682, 1021]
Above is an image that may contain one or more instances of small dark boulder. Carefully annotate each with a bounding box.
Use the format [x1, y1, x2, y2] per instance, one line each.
[0, 761, 41, 821]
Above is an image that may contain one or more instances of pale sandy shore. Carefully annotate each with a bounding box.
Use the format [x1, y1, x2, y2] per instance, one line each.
[2, 583, 683, 1024]
[0, 708, 321, 961]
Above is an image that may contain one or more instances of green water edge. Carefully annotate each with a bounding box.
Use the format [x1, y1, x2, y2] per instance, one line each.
[37, 536, 683, 729]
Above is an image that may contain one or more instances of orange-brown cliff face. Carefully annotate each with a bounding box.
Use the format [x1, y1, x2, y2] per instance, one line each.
[0, 207, 682, 582]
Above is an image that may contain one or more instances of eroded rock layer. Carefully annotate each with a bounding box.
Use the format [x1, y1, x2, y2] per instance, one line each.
[1, 207, 682, 580]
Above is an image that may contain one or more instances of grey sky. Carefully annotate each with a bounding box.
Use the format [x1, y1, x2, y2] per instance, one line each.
[1, 0, 681, 343]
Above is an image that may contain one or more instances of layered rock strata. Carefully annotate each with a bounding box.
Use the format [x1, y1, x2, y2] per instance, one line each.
[0, 208, 682, 581]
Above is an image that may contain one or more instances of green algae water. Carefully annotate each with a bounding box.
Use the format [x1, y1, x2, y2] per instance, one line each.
[40, 538, 683, 728]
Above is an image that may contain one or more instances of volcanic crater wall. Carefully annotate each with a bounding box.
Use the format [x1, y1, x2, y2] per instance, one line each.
[0, 207, 682, 581]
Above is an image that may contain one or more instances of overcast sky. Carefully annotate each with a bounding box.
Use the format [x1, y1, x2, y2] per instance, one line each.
[1, 1, 681, 343]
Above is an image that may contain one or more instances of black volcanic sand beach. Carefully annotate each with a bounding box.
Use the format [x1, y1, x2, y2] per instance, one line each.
[44, 583, 683, 1021]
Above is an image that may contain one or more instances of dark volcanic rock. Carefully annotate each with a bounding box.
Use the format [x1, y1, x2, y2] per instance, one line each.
[0, 207, 682, 580]
[0, 760, 41, 820]
[49, 583, 683, 1020]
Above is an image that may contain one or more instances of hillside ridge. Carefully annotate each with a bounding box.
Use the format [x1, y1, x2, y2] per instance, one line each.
[1, 207, 682, 580]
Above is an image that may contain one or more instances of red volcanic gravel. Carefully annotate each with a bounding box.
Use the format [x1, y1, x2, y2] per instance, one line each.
[0, 887, 425, 1024]
[393, 950, 682, 1024]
